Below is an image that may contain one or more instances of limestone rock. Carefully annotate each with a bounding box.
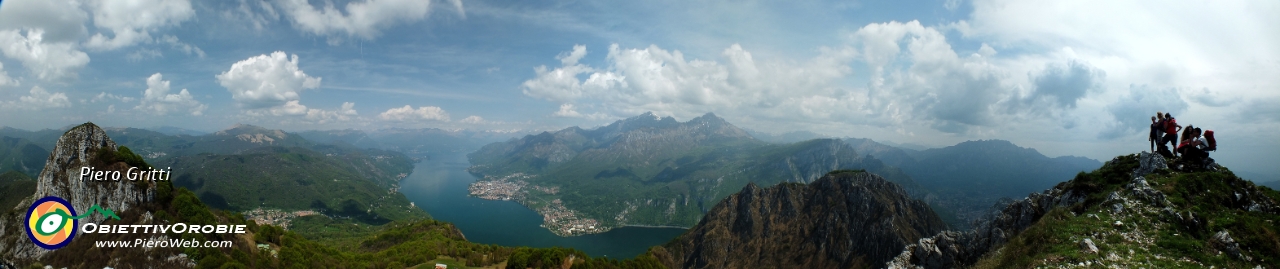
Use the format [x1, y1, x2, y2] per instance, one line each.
[886, 178, 1086, 269]
[1131, 152, 1167, 179]
[1209, 230, 1246, 261]
[1080, 238, 1098, 254]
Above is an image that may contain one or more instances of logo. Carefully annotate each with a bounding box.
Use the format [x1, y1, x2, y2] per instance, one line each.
[24, 196, 120, 250]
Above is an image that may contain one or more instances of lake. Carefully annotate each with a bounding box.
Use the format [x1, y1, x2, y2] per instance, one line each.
[397, 153, 688, 259]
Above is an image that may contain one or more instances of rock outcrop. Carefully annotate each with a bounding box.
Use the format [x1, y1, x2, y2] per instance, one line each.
[883, 152, 1169, 269]
[0, 123, 160, 265]
[651, 171, 946, 269]
[885, 181, 1087, 269]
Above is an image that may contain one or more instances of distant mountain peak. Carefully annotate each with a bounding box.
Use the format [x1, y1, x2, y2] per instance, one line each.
[219, 123, 266, 132]
[214, 124, 290, 144]
[689, 112, 726, 123]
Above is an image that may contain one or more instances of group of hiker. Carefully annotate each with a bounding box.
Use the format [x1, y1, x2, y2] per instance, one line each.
[1148, 112, 1216, 168]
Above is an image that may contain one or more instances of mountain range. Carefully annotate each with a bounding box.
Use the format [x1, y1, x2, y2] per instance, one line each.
[467, 112, 918, 231]
[847, 138, 1104, 227]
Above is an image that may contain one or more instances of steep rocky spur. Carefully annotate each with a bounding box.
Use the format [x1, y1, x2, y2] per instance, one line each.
[0, 123, 176, 267]
[651, 170, 945, 269]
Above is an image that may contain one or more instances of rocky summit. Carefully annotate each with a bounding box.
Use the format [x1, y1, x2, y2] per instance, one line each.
[888, 152, 1280, 268]
[650, 170, 946, 269]
[0, 123, 180, 268]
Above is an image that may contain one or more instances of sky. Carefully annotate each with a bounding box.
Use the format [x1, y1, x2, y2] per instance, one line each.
[0, 0, 1277, 178]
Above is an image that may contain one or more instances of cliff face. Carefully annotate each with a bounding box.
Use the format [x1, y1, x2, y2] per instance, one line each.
[0, 123, 160, 265]
[652, 171, 946, 269]
[30, 123, 154, 221]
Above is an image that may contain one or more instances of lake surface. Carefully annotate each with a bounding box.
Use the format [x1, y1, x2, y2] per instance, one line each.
[398, 153, 687, 259]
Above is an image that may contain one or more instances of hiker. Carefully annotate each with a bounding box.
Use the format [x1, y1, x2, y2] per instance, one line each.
[1181, 128, 1212, 168]
[1149, 112, 1164, 153]
[1154, 112, 1173, 158]
[1177, 124, 1196, 157]
[1162, 113, 1181, 157]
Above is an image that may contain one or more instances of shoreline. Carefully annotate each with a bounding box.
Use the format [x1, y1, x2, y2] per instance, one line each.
[621, 224, 689, 229]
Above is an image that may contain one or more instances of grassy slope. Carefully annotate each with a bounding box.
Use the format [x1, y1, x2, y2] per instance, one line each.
[970, 154, 1280, 268]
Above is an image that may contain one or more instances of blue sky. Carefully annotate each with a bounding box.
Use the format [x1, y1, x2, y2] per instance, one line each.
[0, 0, 1277, 178]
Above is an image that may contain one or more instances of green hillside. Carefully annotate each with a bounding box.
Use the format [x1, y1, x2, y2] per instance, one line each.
[161, 146, 420, 225]
[970, 154, 1280, 268]
[0, 136, 49, 177]
[0, 171, 35, 210]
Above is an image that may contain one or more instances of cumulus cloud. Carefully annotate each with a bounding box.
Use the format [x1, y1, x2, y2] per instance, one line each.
[1029, 61, 1104, 108]
[216, 51, 322, 109]
[0, 62, 15, 87]
[0, 29, 91, 81]
[961, 0, 1279, 108]
[215, 51, 356, 123]
[1004, 60, 1105, 115]
[82, 0, 194, 51]
[1099, 85, 1188, 139]
[135, 73, 206, 116]
[460, 115, 485, 124]
[378, 105, 449, 122]
[0, 0, 89, 42]
[301, 102, 358, 123]
[521, 43, 858, 125]
[275, 0, 459, 42]
[551, 103, 607, 120]
[8, 86, 71, 109]
[852, 20, 1009, 133]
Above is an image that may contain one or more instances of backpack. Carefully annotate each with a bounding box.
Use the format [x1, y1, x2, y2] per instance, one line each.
[1205, 130, 1216, 151]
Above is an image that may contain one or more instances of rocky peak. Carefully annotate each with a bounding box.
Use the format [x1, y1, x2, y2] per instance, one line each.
[28, 122, 154, 222]
[652, 171, 946, 269]
[1, 123, 158, 264]
[887, 151, 1280, 268]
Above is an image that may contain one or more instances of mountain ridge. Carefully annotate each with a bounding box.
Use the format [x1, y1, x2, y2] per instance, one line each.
[466, 112, 919, 235]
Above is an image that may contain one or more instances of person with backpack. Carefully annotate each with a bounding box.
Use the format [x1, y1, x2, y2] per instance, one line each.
[1163, 113, 1182, 157]
[1182, 128, 1212, 169]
